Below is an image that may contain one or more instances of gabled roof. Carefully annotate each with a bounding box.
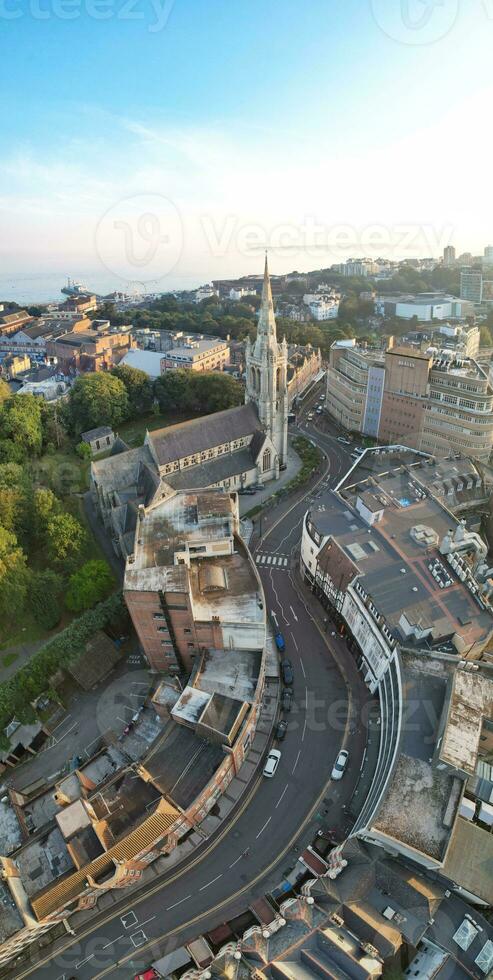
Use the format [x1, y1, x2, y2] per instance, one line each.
[147, 402, 259, 467]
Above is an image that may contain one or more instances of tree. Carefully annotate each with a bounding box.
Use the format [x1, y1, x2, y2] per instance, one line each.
[0, 464, 32, 544]
[0, 380, 10, 405]
[47, 512, 87, 563]
[188, 372, 243, 413]
[65, 559, 114, 612]
[30, 570, 63, 630]
[32, 487, 60, 540]
[480, 324, 492, 348]
[111, 364, 154, 414]
[0, 526, 29, 622]
[0, 394, 43, 456]
[154, 370, 191, 412]
[65, 373, 129, 435]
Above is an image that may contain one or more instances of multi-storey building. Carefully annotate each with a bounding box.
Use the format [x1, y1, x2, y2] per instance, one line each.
[46, 321, 135, 372]
[443, 245, 456, 266]
[460, 269, 483, 304]
[326, 339, 493, 460]
[375, 293, 464, 321]
[161, 337, 230, 372]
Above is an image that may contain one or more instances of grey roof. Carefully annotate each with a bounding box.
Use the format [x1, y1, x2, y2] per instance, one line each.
[165, 448, 255, 491]
[148, 402, 260, 467]
[82, 425, 114, 442]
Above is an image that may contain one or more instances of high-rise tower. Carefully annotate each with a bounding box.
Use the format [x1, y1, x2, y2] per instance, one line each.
[245, 256, 288, 467]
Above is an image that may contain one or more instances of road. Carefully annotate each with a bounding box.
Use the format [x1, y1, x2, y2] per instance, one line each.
[14, 382, 372, 980]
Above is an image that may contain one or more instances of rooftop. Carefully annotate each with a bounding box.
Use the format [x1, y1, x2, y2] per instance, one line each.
[147, 402, 260, 467]
[439, 671, 493, 775]
[141, 722, 225, 810]
[442, 817, 493, 906]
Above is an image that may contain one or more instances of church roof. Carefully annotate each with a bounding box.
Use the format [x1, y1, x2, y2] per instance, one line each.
[147, 402, 260, 467]
[253, 254, 278, 356]
[164, 448, 256, 491]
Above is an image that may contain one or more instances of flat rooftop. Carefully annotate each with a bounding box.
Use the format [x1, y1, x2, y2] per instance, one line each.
[440, 671, 493, 775]
[0, 881, 24, 944]
[128, 490, 234, 573]
[15, 827, 74, 898]
[442, 817, 493, 906]
[196, 648, 261, 702]
[310, 474, 493, 650]
[142, 722, 225, 810]
[189, 546, 263, 627]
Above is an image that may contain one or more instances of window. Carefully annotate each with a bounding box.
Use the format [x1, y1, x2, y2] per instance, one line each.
[184, 628, 192, 634]
[157, 626, 168, 633]
[153, 613, 165, 620]
[262, 449, 271, 472]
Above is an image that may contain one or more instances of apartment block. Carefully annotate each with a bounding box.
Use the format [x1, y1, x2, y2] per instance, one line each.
[326, 339, 493, 460]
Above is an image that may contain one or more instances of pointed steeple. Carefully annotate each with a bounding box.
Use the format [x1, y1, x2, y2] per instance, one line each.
[255, 252, 277, 350]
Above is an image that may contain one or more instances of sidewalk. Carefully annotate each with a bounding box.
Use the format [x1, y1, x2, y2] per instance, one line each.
[238, 437, 302, 517]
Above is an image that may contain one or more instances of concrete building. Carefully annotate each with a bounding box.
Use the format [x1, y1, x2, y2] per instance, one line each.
[194, 284, 218, 303]
[46, 321, 135, 372]
[375, 293, 464, 321]
[483, 245, 493, 269]
[460, 269, 483, 304]
[161, 337, 230, 372]
[443, 245, 456, 266]
[326, 340, 493, 460]
[91, 260, 288, 552]
[120, 348, 165, 378]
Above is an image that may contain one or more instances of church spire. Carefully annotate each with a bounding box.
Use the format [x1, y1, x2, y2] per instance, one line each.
[256, 251, 277, 348]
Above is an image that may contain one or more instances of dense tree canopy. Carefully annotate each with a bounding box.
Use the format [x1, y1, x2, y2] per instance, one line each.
[65, 560, 114, 613]
[154, 370, 242, 414]
[65, 373, 129, 434]
[0, 526, 29, 623]
[111, 364, 154, 414]
[47, 512, 87, 564]
[0, 394, 43, 456]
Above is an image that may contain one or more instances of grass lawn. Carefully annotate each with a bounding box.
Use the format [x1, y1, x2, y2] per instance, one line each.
[118, 410, 200, 448]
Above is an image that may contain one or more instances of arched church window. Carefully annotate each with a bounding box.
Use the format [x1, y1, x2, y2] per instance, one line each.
[262, 449, 271, 473]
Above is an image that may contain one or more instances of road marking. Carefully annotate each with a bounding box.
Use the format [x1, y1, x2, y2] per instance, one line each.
[199, 873, 222, 891]
[102, 935, 123, 949]
[138, 915, 156, 929]
[256, 816, 272, 839]
[130, 929, 147, 948]
[275, 784, 289, 808]
[76, 955, 95, 969]
[229, 855, 243, 869]
[267, 556, 272, 564]
[290, 633, 299, 651]
[121, 911, 137, 929]
[271, 556, 277, 565]
[271, 610, 278, 627]
[166, 895, 191, 910]
[292, 750, 301, 774]
[261, 555, 266, 563]
[299, 656, 306, 678]
[302, 717, 307, 742]
[256, 555, 261, 563]
[289, 605, 298, 622]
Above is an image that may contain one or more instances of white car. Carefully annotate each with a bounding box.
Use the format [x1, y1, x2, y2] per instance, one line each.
[337, 436, 351, 445]
[263, 749, 281, 778]
[307, 412, 314, 420]
[331, 749, 349, 780]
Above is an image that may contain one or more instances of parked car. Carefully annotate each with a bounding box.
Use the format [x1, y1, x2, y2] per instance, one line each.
[134, 971, 159, 980]
[281, 658, 294, 685]
[275, 718, 288, 740]
[238, 487, 257, 495]
[263, 748, 281, 778]
[320, 394, 325, 400]
[316, 406, 323, 414]
[307, 412, 314, 420]
[281, 688, 293, 712]
[331, 749, 349, 780]
[275, 631, 286, 653]
[337, 436, 351, 445]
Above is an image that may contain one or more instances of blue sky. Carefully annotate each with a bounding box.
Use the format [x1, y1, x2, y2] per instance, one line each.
[1, 0, 492, 289]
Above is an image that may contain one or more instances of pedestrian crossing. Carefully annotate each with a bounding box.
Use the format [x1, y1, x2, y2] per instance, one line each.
[255, 553, 289, 569]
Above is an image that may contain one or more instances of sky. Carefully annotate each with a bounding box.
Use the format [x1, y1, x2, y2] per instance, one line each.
[1, 0, 493, 294]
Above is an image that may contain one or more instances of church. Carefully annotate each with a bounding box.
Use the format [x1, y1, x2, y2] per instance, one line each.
[91, 257, 289, 556]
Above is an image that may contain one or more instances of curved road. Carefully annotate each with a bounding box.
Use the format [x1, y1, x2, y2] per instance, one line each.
[14, 383, 371, 980]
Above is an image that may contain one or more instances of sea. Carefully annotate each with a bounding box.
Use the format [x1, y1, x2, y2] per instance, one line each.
[0, 271, 201, 306]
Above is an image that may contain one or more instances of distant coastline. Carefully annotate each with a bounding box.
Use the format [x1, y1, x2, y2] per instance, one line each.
[0, 272, 201, 305]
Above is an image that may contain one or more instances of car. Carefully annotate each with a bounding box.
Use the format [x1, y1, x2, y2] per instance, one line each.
[251, 484, 264, 491]
[281, 658, 294, 685]
[316, 406, 323, 414]
[275, 631, 286, 653]
[307, 412, 314, 420]
[320, 394, 325, 400]
[281, 688, 293, 712]
[134, 971, 159, 980]
[337, 436, 351, 445]
[331, 749, 349, 780]
[275, 719, 288, 740]
[263, 748, 281, 777]
[351, 451, 362, 459]
[238, 487, 257, 495]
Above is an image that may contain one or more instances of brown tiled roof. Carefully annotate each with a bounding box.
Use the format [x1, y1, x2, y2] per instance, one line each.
[148, 402, 260, 467]
[31, 800, 179, 921]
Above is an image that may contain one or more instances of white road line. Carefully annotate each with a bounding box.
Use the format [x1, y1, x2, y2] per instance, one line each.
[283, 558, 288, 567]
[271, 610, 278, 627]
[292, 750, 301, 774]
[229, 855, 243, 869]
[261, 555, 266, 563]
[76, 955, 95, 969]
[52, 715, 72, 734]
[138, 915, 156, 929]
[102, 936, 123, 949]
[275, 784, 289, 808]
[256, 816, 272, 839]
[199, 873, 222, 891]
[272, 557, 278, 566]
[130, 930, 147, 948]
[299, 656, 306, 677]
[290, 633, 299, 651]
[267, 556, 272, 564]
[305, 686, 308, 708]
[289, 605, 298, 622]
[302, 717, 307, 742]
[256, 555, 261, 563]
[166, 895, 191, 910]
[121, 911, 137, 928]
